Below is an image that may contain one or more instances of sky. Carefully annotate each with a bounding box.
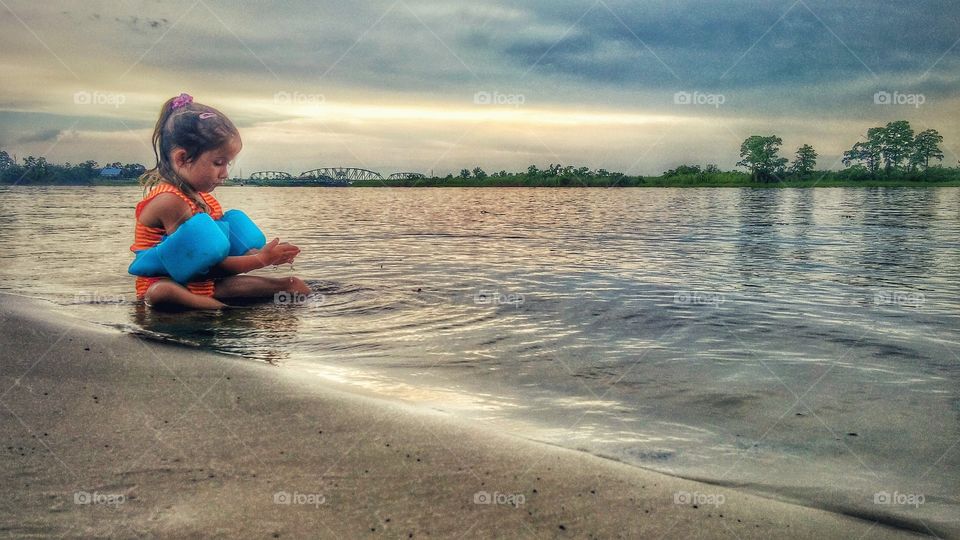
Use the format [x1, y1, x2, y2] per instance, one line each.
[0, 0, 958, 176]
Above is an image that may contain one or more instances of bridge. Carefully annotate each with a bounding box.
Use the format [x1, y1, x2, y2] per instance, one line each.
[299, 167, 383, 182]
[388, 172, 425, 180]
[247, 167, 428, 185]
[249, 171, 293, 181]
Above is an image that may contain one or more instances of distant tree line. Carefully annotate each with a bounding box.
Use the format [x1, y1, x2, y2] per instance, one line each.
[0, 150, 145, 185]
[735, 120, 946, 182]
[448, 163, 629, 181]
[1, 119, 954, 186]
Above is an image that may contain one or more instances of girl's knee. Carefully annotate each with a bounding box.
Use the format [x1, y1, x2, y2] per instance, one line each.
[280, 276, 309, 294]
[144, 281, 175, 304]
[287, 276, 310, 294]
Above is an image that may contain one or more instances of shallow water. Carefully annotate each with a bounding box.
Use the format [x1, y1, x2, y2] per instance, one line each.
[1, 185, 958, 535]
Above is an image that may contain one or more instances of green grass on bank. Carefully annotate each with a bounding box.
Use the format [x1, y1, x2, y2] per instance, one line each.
[349, 169, 960, 188]
[5, 168, 960, 188]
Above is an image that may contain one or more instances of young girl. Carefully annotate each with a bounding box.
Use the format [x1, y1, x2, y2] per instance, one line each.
[131, 93, 310, 309]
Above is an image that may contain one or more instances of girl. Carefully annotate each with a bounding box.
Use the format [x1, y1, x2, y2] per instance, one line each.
[131, 93, 310, 309]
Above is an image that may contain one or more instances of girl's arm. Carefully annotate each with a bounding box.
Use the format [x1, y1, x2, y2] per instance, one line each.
[141, 196, 300, 277]
[211, 238, 300, 276]
[139, 193, 195, 234]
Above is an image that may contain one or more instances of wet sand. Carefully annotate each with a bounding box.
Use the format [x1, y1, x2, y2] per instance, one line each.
[0, 293, 924, 538]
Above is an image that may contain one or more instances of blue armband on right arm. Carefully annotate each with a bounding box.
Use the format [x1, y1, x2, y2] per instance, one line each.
[128, 213, 231, 284]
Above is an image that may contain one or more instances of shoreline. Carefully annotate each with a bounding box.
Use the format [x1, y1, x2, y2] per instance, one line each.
[4, 180, 960, 188]
[0, 293, 931, 538]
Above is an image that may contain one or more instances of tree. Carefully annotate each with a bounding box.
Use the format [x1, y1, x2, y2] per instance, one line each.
[663, 164, 701, 177]
[19, 156, 49, 184]
[791, 144, 818, 175]
[877, 120, 914, 172]
[737, 135, 788, 182]
[843, 126, 886, 174]
[472, 167, 487, 179]
[0, 150, 12, 171]
[527, 165, 540, 176]
[120, 163, 146, 178]
[910, 129, 944, 170]
[459, 168, 471, 179]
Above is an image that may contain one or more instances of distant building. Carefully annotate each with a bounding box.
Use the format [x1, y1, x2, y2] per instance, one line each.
[100, 167, 123, 177]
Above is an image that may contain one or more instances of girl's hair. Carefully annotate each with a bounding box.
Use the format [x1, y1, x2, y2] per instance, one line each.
[140, 94, 240, 213]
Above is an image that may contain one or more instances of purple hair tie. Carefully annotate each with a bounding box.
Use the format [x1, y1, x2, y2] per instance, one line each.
[171, 93, 193, 110]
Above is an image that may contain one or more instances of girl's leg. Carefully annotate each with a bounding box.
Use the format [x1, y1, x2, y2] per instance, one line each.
[144, 279, 226, 310]
[213, 275, 310, 301]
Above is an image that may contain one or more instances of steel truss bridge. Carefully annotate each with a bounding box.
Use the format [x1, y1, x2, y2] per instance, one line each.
[249, 168, 429, 185]
[249, 171, 293, 181]
[388, 172, 425, 180]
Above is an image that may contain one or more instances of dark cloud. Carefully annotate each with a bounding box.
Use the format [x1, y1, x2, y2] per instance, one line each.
[17, 129, 63, 144]
[490, 0, 960, 90]
[75, 0, 956, 111]
[113, 15, 169, 33]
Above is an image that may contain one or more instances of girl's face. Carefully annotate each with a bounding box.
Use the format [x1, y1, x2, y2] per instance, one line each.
[173, 136, 242, 193]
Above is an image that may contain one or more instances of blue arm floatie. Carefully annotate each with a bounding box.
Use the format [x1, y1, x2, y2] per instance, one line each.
[128, 210, 267, 284]
[219, 209, 267, 256]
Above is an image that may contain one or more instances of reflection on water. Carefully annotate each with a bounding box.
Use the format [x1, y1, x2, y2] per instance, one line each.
[1, 186, 958, 535]
[126, 298, 310, 364]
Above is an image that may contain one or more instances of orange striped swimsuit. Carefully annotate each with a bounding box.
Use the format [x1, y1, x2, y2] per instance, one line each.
[131, 183, 224, 299]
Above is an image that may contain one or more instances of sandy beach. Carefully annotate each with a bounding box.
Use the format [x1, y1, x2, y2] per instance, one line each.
[0, 293, 928, 539]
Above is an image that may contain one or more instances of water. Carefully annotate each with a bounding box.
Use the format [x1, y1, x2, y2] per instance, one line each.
[1, 185, 958, 535]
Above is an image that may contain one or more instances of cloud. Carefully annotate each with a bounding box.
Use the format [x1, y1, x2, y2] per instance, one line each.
[0, 0, 957, 173]
[17, 129, 64, 144]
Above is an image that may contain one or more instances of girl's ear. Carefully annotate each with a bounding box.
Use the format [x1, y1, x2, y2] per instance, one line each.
[171, 147, 188, 168]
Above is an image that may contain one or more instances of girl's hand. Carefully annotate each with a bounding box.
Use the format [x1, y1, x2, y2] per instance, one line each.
[255, 238, 301, 267]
